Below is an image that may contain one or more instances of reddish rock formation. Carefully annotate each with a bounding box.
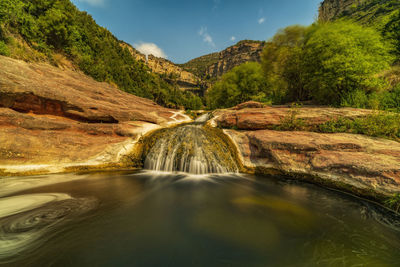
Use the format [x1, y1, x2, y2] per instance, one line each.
[214, 106, 373, 130]
[232, 101, 266, 110]
[0, 56, 190, 174]
[212, 106, 400, 197]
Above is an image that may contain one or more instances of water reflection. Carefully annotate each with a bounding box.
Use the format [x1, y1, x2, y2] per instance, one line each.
[0, 171, 399, 266]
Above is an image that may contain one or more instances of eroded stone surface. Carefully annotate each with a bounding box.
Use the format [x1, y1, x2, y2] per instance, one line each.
[0, 56, 191, 174]
[214, 106, 373, 130]
[212, 106, 400, 196]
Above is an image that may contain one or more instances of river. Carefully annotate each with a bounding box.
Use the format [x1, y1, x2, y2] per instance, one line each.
[1, 170, 400, 266]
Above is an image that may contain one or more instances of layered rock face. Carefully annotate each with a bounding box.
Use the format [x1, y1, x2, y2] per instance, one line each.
[213, 105, 373, 130]
[0, 56, 190, 174]
[121, 43, 201, 91]
[211, 105, 400, 197]
[181, 41, 266, 79]
[319, 0, 368, 21]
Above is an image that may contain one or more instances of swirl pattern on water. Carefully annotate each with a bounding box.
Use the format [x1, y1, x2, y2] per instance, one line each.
[0, 193, 97, 262]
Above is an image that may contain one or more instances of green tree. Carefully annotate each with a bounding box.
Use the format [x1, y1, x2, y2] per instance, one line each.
[261, 25, 308, 103]
[301, 21, 393, 105]
[207, 62, 269, 109]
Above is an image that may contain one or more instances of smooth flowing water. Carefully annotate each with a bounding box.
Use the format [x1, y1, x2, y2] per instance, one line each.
[1, 171, 400, 266]
[144, 124, 239, 174]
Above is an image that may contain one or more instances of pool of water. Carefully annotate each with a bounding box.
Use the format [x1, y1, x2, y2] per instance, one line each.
[1, 171, 400, 266]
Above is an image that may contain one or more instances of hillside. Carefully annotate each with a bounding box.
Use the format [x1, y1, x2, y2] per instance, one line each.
[180, 40, 266, 80]
[120, 42, 202, 93]
[319, 0, 400, 57]
[0, 0, 202, 109]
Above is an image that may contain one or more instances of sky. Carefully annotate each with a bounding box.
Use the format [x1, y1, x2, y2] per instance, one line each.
[71, 0, 322, 63]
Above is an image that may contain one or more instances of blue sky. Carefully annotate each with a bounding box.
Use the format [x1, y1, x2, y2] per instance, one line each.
[71, 0, 322, 63]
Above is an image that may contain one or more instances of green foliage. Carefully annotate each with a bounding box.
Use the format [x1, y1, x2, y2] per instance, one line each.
[318, 113, 400, 141]
[0, 0, 197, 109]
[261, 25, 308, 103]
[0, 40, 9, 56]
[385, 193, 400, 213]
[275, 106, 306, 131]
[340, 85, 400, 112]
[206, 62, 270, 109]
[301, 21, 393, 105]
[179, 52, 220, 79]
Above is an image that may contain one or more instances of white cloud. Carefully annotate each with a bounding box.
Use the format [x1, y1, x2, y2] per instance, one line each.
[134, 42, 167, 59]
[258, 17, 266, 24]
[230, 36, 236, 42]
[78, 0, 105, 7]
[198, 27, 215, 47]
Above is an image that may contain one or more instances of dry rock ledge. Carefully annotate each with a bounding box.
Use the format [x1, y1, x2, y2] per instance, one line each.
[0, 55, 191, 175]
[210, 102, 400, 202]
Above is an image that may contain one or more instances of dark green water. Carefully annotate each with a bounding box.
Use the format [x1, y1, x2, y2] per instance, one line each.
[1, 171, 400, 266]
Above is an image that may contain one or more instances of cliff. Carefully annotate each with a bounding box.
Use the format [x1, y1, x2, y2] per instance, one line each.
[180, 40, 266, 80]
[318, 0, 399, 26]
[120, 43, 201, 92]
[319, 0, 367, 21]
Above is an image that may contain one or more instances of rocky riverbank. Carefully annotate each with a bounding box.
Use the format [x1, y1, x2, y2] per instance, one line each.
[209, 102, 400, 202]
[0, 56, 191, 176]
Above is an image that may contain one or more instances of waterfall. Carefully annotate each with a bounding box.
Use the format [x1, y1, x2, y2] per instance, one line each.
[144, 124, 239, 174]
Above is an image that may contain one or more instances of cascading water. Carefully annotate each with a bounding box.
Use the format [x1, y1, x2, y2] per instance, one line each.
[144, 123, 239, 175]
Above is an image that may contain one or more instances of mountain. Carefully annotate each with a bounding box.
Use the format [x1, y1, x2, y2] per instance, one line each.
[120, 42, 202, 93]
[319, 0, 400, 31]
[180, 40, 266, 80]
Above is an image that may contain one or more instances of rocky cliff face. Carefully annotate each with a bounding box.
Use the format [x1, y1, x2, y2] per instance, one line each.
[181, 40, 266, 80]
[319, 0, 367, 21]
[120, 43, 201, 91]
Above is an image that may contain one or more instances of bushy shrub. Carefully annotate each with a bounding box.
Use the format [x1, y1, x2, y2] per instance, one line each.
[302, 21, 393, 105]
[207, 62, 270, 109]
[0, 40, 9, 56]
[318, 113, 400, 141]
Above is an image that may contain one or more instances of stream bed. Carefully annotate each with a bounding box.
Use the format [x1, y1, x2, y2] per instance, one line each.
[1, 170, 400, 266]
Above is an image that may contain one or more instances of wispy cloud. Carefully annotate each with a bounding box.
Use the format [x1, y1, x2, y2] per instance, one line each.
[258, 17, 266, 24]
[134, 42, 167, 59]
[198, 27, 215, 47]
[230, 36, 236, 42]
[212, 0, 221, 11]
[78, 0, 105, 7]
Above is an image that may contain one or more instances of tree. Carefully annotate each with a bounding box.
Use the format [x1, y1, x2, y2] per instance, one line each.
[207, 62, 270, 109]
[261, 25, 308, 103]
[301, 21, 393, 105]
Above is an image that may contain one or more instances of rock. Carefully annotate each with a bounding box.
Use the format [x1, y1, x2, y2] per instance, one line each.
[0, 56, 174, 125]
[225, 129, 400, 195]
[120, 43, 201, 92]
[0, 56, 191, 174]
[319, 0, 367, 21]
[211, 105, 400, 200]
[214, 106, 373, 130]
[232, 101, 266, 110]
[181, 40, 265, 79]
